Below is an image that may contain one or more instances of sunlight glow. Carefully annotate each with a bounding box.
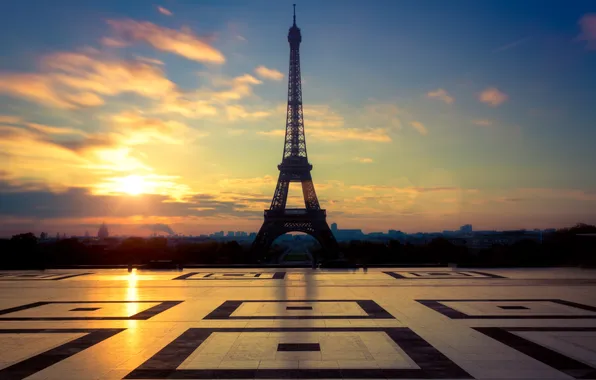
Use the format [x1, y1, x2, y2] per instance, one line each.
[116, 175, 146, 196]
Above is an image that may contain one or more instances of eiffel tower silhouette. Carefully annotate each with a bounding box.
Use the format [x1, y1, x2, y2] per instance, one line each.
[251, 5, 340, 262]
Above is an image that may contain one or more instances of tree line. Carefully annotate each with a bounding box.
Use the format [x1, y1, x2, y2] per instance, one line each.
[1, 223, 595, 269]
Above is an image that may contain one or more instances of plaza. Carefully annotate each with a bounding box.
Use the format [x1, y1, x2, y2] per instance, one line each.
[0, 267, 595, 379]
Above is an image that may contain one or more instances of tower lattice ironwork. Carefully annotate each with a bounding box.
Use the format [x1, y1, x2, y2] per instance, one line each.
[251, 5, 340, 260]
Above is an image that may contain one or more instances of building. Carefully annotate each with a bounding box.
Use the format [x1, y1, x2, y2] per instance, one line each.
[97, 223, 109, 239]
[459, 224, 473, 234]
[330, 223, 365, 241]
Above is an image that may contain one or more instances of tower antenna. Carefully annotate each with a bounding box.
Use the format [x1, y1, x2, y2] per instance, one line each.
[293, 4, 296, 25]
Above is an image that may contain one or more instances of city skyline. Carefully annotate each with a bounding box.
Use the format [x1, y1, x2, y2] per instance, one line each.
[1, 0, 596, 237]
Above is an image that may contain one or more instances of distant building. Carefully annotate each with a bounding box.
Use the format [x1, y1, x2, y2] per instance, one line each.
[97, 223, 109, 239]
[330, 223, 365, 241]
[460, 224, 473, 234]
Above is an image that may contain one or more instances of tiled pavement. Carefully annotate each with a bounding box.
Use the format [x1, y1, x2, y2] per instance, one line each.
[0, 268, 595, 379]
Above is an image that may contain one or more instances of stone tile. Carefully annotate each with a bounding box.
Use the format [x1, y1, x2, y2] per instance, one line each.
[0, 267, 594, 379]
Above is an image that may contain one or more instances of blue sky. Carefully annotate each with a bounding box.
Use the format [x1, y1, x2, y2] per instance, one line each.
[0, 0, 595, 236]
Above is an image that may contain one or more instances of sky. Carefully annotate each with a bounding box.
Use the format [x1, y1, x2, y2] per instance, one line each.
[1, 0, 595, 237]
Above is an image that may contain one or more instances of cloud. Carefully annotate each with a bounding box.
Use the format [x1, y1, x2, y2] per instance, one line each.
[516, 188, 596, 202]
[426, 88, 454, 104]
[409, 121, 428, 135]
[210, 74, 262, 101]
[0, 180, 254, 219]
[134, 55, 164, 65]
[354, 157, 373, 163]
[363, 103, 402, 130]
[316, 128, 391, 142]
[0, 73, 95, 109]
[257, 130, 285, 137]
[577, 14, 596, 49]
[260, 103, 392, 142]
[100, 37, 130, 48]
[478, 87, 508, 107]
[492, 37, 531, 53]
[154, 73, 264, 118]
[106, 19, 225, 63]
[157, 6, 173, 16]
[304, 105, 345, 128]
[350, 185, 459, 194]
[108, 110, 205, 145]
[0, 51, 177, 109]
[225, 105, 270, 121]
[254, 65, 284, 81]
[0, 115, 23, 125]
[471, 119, 493, 126]
[44, 51, 177, 99]
[258, 127, 391, 142]
[26, 123, 89, 136]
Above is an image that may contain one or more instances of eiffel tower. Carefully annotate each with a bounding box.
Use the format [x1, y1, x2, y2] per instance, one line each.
[252, 5, 340, 261]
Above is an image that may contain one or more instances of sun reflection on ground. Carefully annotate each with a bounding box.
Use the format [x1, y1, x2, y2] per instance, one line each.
[126, 269, 139, 327]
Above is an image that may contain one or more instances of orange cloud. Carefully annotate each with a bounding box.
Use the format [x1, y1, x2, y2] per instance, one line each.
[107, 19, 225, 63]
[426, 88, 454, 104]
[0, 115, 22, 125]
[0, 73, 80, 109]
[157, 6, 173, 16]
[26, 123, 89, 136]
[410, 121, 428, 135]
[578, 14, 596, 49]
[304, 105, 345, 128]
[45, 51, 176, 99]
[0, 51, 178, 109]
[258, 127, 391, 142]
[153, 73, 265, 118]
[108, 110, 206, 145]
[354, 157, 373, 163]
[254, 65, 284, 81]
[210, 74, 262, 101]
[99, 37, 129, 47]
[479, 87, 508, 107]
[311, 127, 390, 142]
[225, 105, 270, 121]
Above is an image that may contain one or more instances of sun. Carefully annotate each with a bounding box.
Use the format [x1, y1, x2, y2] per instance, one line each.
[118, 175, 146, 196]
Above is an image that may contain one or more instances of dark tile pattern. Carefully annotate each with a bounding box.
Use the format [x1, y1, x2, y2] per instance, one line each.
[70, 307, 100, 311]
[417, 299, 596, 319]
[0, 300, 183, 321]
[384, 271, 505, 279]
[124, 327, 473, 379]
[498, 305, 529, 310]
[286, 306, 312, 310]
[173, 272, 286, 280]
[0, 272, 93, 281]
[204, 299, 395, 320]
[474, 327, 596, 379]
[0, 328, 125, 380]
[277, 343, 320, 352]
